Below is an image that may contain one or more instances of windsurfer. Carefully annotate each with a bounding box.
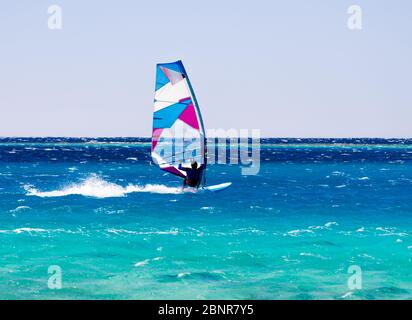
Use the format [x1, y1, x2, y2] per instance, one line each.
[179, 160, 204, 189]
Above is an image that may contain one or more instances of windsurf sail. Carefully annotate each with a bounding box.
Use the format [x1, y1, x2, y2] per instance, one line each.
[151, 60, 206, 185]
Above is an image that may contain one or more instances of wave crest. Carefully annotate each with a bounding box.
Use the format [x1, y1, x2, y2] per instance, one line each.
[25, 175, 183, 198]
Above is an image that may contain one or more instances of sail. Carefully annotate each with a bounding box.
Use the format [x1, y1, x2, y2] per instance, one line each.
[151, 60, 206, 182]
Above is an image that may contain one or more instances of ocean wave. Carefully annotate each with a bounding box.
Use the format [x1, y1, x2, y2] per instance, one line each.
[25, 175, 183, 198]
[286, 229, 314, 237]
[299, 252, 329, 260]
[200, 206, 214, 211]
[358, 253, 376, 260]
[324, 221, 338, 228]
[9, 206, 31, 213]
[0, 227, 47, 234]
[107, 228, 179, 236]
[134, 259, 150, 267]
[375, 227, 408, 237]
[341, 291, 354, 299]
[161, 271, 226, 282]
[285, 222, 339, 237]
[0, 227, 82, 235]
[134, 257, 163, 267]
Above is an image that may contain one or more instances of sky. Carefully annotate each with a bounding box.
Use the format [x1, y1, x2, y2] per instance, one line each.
[0, 0, 411, 137]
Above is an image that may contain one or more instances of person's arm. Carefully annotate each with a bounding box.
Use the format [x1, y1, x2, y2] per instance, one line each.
[179, 163, 189, 172]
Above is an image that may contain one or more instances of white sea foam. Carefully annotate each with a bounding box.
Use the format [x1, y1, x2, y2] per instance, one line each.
[0, 227, 81, 235]
[341, 291, 353, 299]
[0, 228, 47, 234]
[358, 253, 375, 260]
[299, 252, 329, 260]
[9, 206, 31, 213]
[324, 221, 338, 228]
[134, 257, 163, 267]
[25, 175, 183, 198]
[16, 227, 47, 234]
[375, 227, 408, 237]
[178, 272, 191, 278]
[335, 184, 347, 189]
[107, 228, 178, 236]
[308, 222, 338, 231]
[134, 259, 150, 267]
[200, 206, 214, 210]
[287, 229, 314, 237]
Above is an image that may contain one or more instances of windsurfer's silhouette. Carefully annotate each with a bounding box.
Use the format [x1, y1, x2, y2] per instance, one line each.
[179, 160, 204, 189]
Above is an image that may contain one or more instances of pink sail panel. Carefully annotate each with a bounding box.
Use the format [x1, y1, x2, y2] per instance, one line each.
[152, 128, 164, 151]
[163, 166, 186, 178]
[178, 103, 199, 130]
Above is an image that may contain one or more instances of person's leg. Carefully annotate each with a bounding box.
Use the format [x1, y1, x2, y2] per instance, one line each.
[181, 179, 187, 191]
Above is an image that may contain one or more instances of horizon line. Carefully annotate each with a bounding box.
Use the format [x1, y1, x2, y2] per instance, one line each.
[1, 136, 412, 140]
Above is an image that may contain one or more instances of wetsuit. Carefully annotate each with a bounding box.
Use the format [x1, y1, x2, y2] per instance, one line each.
[178, 163, 204, 188]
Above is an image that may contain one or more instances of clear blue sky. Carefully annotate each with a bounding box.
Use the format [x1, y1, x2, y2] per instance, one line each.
[1, 0, 411, 137]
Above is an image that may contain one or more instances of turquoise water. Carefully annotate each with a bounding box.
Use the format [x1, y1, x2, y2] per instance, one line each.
[0, 138, 411, 299]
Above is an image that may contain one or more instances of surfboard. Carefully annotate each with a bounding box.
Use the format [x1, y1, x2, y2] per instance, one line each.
[202, 182, 232, 193]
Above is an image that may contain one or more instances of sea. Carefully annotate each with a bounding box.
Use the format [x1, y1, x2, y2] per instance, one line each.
[0, 137, 411, 300]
